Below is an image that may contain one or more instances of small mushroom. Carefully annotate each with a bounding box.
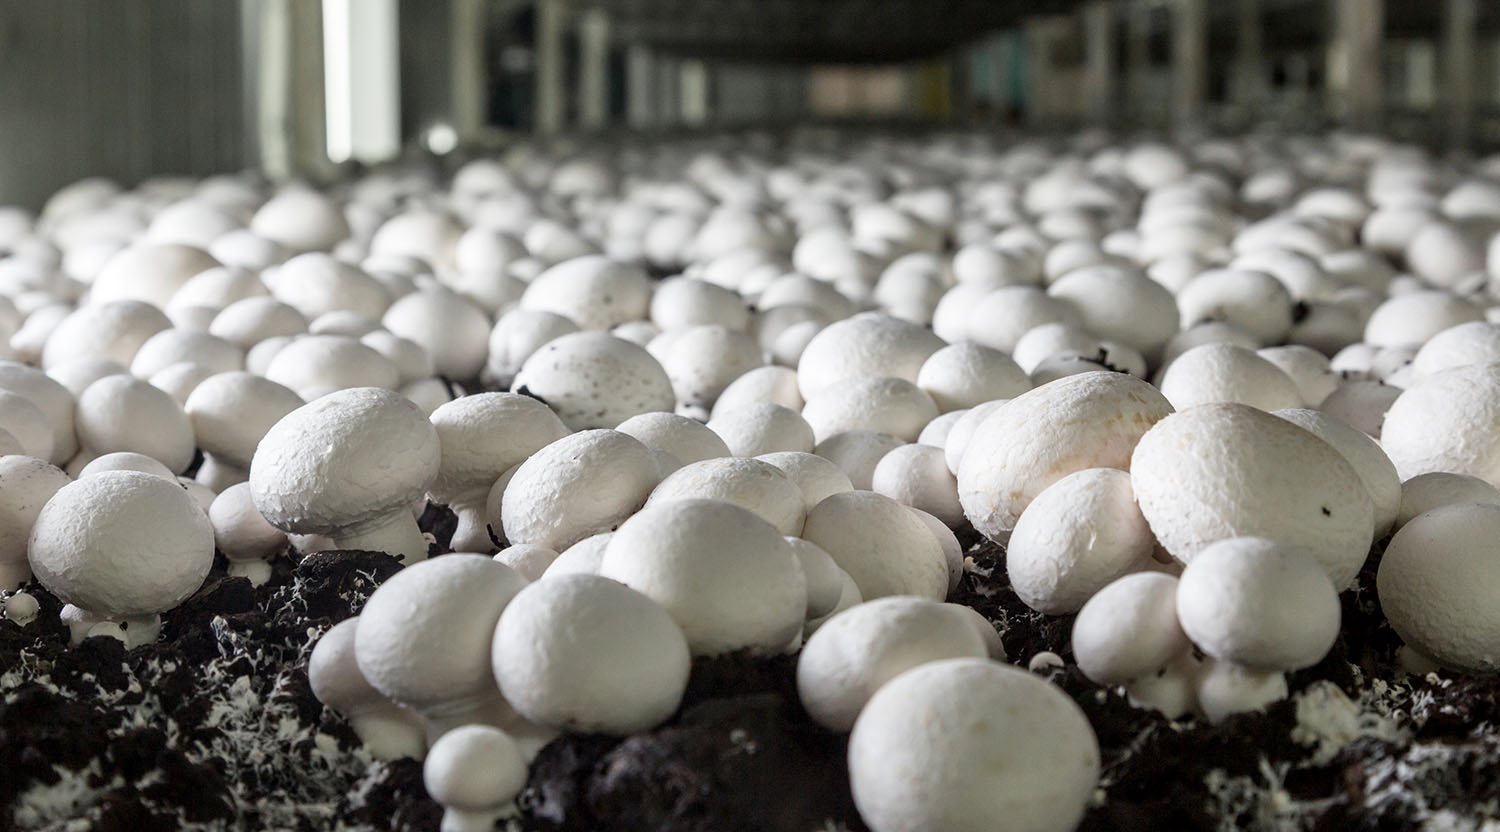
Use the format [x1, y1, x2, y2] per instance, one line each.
[185, 371, 305, 491]
[1193, 659, 1288, 724]
[308, 618, 426, 760]
[755, 450, 854, 511]
[500, 430, 658, 552]
[796, 313, 945, 400]
[1395, 472, 1500, 530]
[75, 375, 195, 474]
[422, 725, 528, 832]
[0, 361, 79, 464]
[28, 470, 214, 647]
[1072, 572, 1192, 696]
[510, 331, 674, 430]
[1158, 343, 1304, 412]
[800, 375, 939, 443]
[208, 482, 288, 585]
[801, 490, 948, 601]
[915, 342, 1031, 413]
[492, 573, 690, 734]
[250, 387, 440, 563]
[0, 455, 71, 591]
[870, 443, 962, 527]
[646, 456, 806, 536]
[707, 402, 815, 457]
[616, 411, 731, 465]
[1381, 363, 1500, 486]
[491, 544, 558, 582]
[599, 499, 806, 655]
[848, 658, 1099, 832]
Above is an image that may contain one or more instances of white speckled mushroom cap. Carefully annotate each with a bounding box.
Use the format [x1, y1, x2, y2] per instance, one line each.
[28, 470, 213, 618]
[1381, 363, 1500, 485]
[510, 331, 674, 430]
[1131, 403, 1374, 588]
[250, 387, 440, 538]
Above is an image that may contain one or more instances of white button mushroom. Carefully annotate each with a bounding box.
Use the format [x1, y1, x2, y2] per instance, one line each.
[1132, 403, 1374, 587]
[599, 498, 805, 655]
[0, 456, 72, 591]
[483, 308, 578, 389]
[1376, 502, 1500, 672]
[492, 573, 690, 734]
[1381, 363, 1500, 486]
[500, 429, 659, 552]
[646, 456, 806, 536]
[1007, 467, 1155, 614]
[422, 724, 528, 832]
[0, 361, 79, 464]
[801, 490, 948, 601]
[1273, 407, 1401, 538]
[755, 450, 854, 512]
[1257, 345, 1340, 408]
[263, 334, 401, 400]
[796, 313, 945, 400]
[74, 375, 195, 474]
[796, 597, 989, 732]
[249, 187, 350, 252]
[0, 390, 54, 462]
[510, 331, 674, 430]
[1395, 472, 1500, 530]
[28, 470, 214, 647]
[1194, 659, 1288, 724]
[709, 364, 805, 416]
[491, 543, 558, 582]
[41, 300, 171, 371]
[915, 342, 1031, 413]
[208, 482, 288, 585]
[1175, 268, 1295, 344]
[251, 387, 440, 563]
[707, 402, 815, 457]
[518, 255, 651, 331]
[208, 296, 308, 350]
[870, 443, 962, 527]
[356, 555, 528, 739]
[89, 242, 219, 310]
[1176, 537, 1341, 671]
[382, 288, 491, 380]
[428, 393, 569, 553]
[848, 658, 1099, 832]
[308, 617, 426, 760]
[800, 375, 939, 443]
[1072, 572, 1192, 692]
[185, 371, 305, 490]
[1158, 343, 1304, 412]
[958, 371, 1173, 544]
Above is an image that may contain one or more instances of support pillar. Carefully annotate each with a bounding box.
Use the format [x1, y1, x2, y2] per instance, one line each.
[1125, 0, 1153, 126]
[450, 0, 486, 142]
[1442, 0, 1476, 148]
[1171, 0, 1207, 130]
[1082, 1, 1115, 126]
[1232, 0, 1267, 113]
[656, 55, 680, 129]
[1022, 16, 1070, 126]
[535, 0, 566, 134]
[627, 45, 655, 130]
[578, 7, 610, 131]
[1329, 0, 1384, 131]
[680, 59, 709, 127]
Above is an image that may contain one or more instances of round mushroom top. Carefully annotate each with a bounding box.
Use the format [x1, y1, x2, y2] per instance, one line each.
[492, 573, 690, 735]
[41, 300, 172, 372]
[1381, 363, 1500, 486]
[802, 490, 948, 602]
[381, 288, 491, 380]
[510, 331, 674, 431]
[500, 429, 659, 552]
[1131, 403, 1374, 588]
[185, 371, 305, 467]
[89, 242, 219, 310]
[796, 313, 945, 400]
[1176, 537, 1341, 672]
[250, 387, 440, 537]
[599, 498, 805, 656]
[422, 724, 528, 812]
[1377, 502, 1500, 673]
[1072, 571, 1190, 686]
[428, 392, 569, 500]
[957, 371, 1173, 544]
[249, 187, 350, 252]
[355, 554, 527, 711]
[28, 470, 214, 618]
[518, 255, 651, 331]
[308, 617, 384, 716]
[617, 411, 731, 466]
[848, 658, 1100, 832]
[75, 375, 196, 475]
[0, 455, 71, 571]
[1396, 472, 1500, 530]
[1158, 343, 1304, 412]
[646, 456, 807, 536]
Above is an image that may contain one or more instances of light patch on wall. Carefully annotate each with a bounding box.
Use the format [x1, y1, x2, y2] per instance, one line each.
[323, 0, 401, 164]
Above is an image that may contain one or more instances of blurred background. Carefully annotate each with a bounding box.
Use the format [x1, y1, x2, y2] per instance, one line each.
[0, 0, 1497, 207]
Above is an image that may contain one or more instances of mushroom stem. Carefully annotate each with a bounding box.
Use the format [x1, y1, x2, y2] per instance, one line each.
[227, 558, 274, 586]
[333, 511, 430, 564]
[446, 495, 495, 554]
[83, 613, 163, 649]
[349, 707, 429, 761]
[441, 806, 515, 832]
[420, 693, 516, 745]
[60, 604, 102, 644]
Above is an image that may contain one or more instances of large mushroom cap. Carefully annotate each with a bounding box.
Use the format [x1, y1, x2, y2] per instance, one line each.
[28, 470, 214, 618]
[250, 387, 440, 537]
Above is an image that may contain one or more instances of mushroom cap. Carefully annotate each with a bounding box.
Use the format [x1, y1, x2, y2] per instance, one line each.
[41, 300, 172, 371]
[1007, 468, 1155, 615]
[801, 490, 948, 601]
[356, 555, 528, 711]
[801, 375, 939, 444]
[870, 443, 962, 528]
[1048, 265, 1178, 356]
[755, 450, 854, 511]
[1377, 502, 1500, 672]
[1381, 363, 1500, 486]
[168, 264, 267, 311]
[0, 390, 54, 461]
[382, 288, 491, 380]
[1131, 403, 1374, 587]
[650, 276, 750, 332]
[89, 242, 219, 310]
[647, 324, 762, 410]
[915, 342, 1031, 413]
[848, 658, 1099, 832]
[185, 372, 305, 467]
[1257, 345, 1339, 408]
[78, 451, 176, 481]
[208, 296, 308, 349]
[1176, 537, 1341, 672]
[428, 393, 569, 502]
[796, 313, 945, 400]
[264, 253, 392, 321]
[209, 482, 287, 563]
[813, 430, 906, 491]
[491, 543, 558, 582]
[963, 286, 1083, 354]
[647, 456, 806, 536]
[510, 331, 674, 430]
[1396, 472, 1500, 529]
[1363, 290, 1484, 349]
[28, 470, 213, 618]
[492, 573, 690, 734]
[1158, 343, 1304, 412]
[616, 411, 731, 465]
[485, 308, 579, 386]
[707, 402, 815, 457]
[1176, 268, 1295, 344]
[1072, 572, 1190, 686]
[518, 255, 651, 330]
[1319, 380, 1401, 439]
[0, 455, 71, 587]
[1410, 321, 1500, 379]
[599, 498, 805, 656]
[249, 188, 350, 252]
[263, 334, 401, 400]
[958, 371, 1173, 543]
[1273, 407, 1401, 537]
[422, 724, 528, 812]
[250, 387, 440, 537]
[500, 430, 659, 552]
[711, 365, 805, 417]
[787, 536, 845, 619]
[0, 360, 78, 463]
[75, 375, 195, 474]
[1194, 659, 1288, 725]
[797, 597, 989, 732]
[309, 617, 387, 717]
[539, 532, 613, 579]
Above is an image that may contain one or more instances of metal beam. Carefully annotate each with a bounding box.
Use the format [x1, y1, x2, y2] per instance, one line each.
[1442, 0, 1476, 148]
[1081, 1, 1114, 126]
[535, 0, 567, 134]
[1172, 0, 1207, 130]
[579, 7, 612, 130]
[1329, 0, 1383, 131]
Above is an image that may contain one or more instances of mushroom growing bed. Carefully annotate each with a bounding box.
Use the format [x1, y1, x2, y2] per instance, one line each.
[3, 130, 1500, 831]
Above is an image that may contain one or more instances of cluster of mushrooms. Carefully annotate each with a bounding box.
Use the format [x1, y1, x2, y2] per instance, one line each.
[2, 129, 1500, 832]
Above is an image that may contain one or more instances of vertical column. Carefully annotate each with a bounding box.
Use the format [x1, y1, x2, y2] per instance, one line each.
[1125, 0, 1153, 125]
[1171, 0, 1207, 130]
[680, 59, 709, 127]
[254, 0, 331, 180]
[656, 54, 680, 129]
[578, 7, 611, 131]
[323, 0, 401, 164]
[535, 0, 566, 134]
[1329, 0, 1384, 130]
[1082, 1, 1115, 126]
[627, 44, 655, 130]
[1022, 17, 1059, 126]
[1233, 0, 1266, 113]
[1442, 0, 1477, 147]
[450, 0, 486, 142]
